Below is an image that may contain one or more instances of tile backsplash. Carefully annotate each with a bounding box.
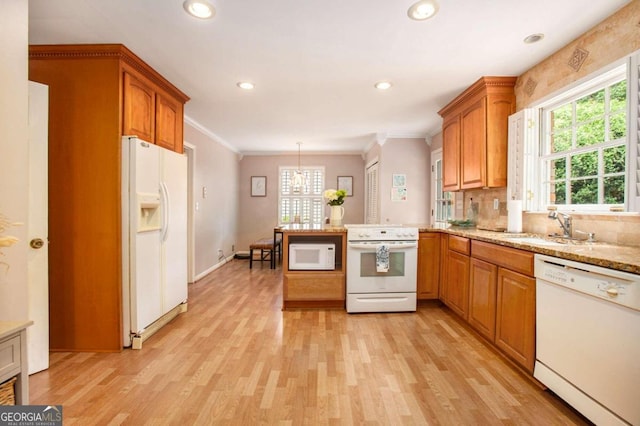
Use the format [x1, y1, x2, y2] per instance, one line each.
[462, 188, 640, 247]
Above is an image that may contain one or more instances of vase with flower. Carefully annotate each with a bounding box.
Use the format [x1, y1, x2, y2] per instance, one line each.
[323, 189, 347, 227]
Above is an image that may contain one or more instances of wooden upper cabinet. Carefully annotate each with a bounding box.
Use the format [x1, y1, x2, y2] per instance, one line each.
[123, 71, 155, 143]
[460, 98, 487, 189]
[123, 67, 188, 153]
[442, 115, 461, 191]
[438, 76, 516, 190]
[156, 90, 184, 152]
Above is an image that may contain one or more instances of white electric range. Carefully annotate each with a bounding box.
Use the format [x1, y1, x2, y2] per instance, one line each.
[344, 224, 419, 313]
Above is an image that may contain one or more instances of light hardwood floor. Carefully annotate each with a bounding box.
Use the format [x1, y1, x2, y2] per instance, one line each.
[30, 259, 589, 425]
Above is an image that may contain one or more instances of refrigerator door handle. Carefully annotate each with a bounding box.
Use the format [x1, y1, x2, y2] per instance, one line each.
[160, 181, 170, 242]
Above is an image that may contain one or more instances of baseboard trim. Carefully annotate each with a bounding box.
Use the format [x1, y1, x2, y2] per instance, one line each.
[130, 301, 188, 350]
[194, 255, 234, 281]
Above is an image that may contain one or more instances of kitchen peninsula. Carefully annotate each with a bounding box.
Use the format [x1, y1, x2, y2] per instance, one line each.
[279, 223, 640, 311]
[278, 224, 346, 309]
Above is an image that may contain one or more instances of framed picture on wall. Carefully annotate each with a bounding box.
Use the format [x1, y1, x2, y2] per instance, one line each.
[337, 176, 353, 196]
[392, 174, 406, 187]
[251, 176, 267, 197]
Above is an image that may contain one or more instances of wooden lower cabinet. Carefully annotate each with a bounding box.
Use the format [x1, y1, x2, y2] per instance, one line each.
[417, 233, 441, 300]
[440, 238, 536, 374]
[444, 250, 470, 320]
[468, 258, 498, 341]
[495, 267, 536, 373]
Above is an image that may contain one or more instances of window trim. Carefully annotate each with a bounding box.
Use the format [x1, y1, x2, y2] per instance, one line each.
[527, 54, 639, 213]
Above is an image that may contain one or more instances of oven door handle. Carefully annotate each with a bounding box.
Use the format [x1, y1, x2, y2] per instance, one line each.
[347, 242, 418, 250]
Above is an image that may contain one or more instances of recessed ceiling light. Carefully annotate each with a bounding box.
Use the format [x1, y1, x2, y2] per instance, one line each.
[523, 33, 545, 44]
[183, 0, 215, 19]
[407, 0, 439, 21]
[375, 81, 392, 90]
[237, 82, 255, 90]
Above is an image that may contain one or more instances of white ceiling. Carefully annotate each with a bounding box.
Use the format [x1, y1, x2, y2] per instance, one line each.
[28, 0, 631, 154]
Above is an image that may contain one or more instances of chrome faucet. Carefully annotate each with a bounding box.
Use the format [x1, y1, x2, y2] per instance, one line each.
[548, 211, 572, 238]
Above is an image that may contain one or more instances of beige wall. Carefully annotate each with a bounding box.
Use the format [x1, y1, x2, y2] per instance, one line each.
[237, 154, 365, 251]
[366, 138, 431, 225]
[0, 0, 29, 320]
[515, 0, 640, 110]
[184, 124, 240, 278]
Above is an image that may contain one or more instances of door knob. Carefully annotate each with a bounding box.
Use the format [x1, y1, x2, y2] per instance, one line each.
[30, 238, 45, 249]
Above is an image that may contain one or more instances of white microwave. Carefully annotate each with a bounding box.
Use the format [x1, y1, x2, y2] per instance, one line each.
[289, 243, 336, 270]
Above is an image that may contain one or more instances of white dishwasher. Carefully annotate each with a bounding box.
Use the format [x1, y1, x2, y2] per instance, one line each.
[534, 254, 640, 426]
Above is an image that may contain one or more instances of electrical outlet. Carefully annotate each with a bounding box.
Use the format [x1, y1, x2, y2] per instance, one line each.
[202, 186, 207, 198]
[493, 198, 499, 210]
[217, 249, 223, 259]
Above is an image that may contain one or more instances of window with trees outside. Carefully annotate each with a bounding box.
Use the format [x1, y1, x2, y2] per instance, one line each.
[541, 66, 628, 210]
[279, 167, 325, 225]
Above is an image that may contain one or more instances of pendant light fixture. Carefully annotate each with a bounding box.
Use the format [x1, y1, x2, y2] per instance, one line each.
[290, 142, 307, 189]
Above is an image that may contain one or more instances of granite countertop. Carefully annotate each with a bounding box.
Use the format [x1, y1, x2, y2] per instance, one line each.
[416, 224, 640, 275]
[276, 224, 347, 233]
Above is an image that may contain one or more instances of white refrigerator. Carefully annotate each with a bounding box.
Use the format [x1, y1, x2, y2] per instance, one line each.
[121, 136, 188, 348]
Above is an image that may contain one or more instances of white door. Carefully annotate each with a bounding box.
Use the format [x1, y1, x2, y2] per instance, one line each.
[27, 81, 49, 374]
[365, 160, 379, 224]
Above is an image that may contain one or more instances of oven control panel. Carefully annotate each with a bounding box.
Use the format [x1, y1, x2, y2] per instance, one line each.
[346, 226, 418, 241]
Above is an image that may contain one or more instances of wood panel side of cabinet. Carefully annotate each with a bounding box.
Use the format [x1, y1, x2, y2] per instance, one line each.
[417, 233, 441, 300]
[468, 258, 498, 341]
[123, 70, 155, 143]
[284, 273, 345, 301]
[442, 116, 461, 191]
[29, 55, 124, 352]
[460, 97, 487, 189]
[155, 90, 184, 153]
[444, 250, 470, 320]
[495, 268, 536, 373]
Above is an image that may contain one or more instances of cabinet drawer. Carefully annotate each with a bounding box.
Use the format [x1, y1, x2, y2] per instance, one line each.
[0, 335, 21, 382]
[471, 240, 533, 276]
[448, 235, 470, 255]
[284, 273, 345, 300]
